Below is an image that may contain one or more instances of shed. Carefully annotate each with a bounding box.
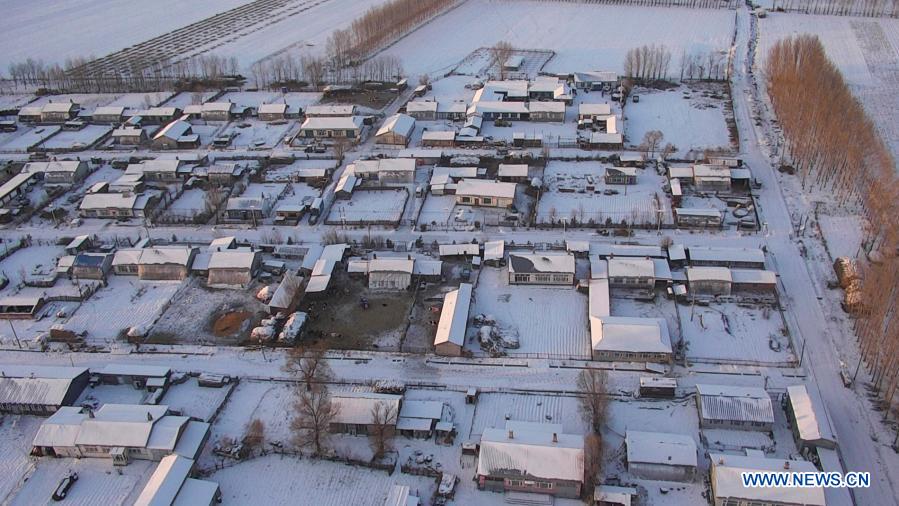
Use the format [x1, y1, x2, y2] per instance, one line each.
[508, 252, 575, 285]
[375, 114, 415, 147]
[434, 283, 472, 357]
[696, 384, 774, 431]
[785, 384, 837, 451]
[0, 365, 90, 415]
[368, 258, 414, 290]
[625, 430, 697, 481]
[483, 241, 505, 266]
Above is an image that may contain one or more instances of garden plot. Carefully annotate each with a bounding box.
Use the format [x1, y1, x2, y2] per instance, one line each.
[10, 456, 153, 506]
[62, 277, 182, 344]
[163, 91, 220, 109]
[417, 194, 457, 229]
[758, 14, 899, 166]
[219, 120, 293, 150]
[274, 181, 321, 206]
[468, 266, 593, 359]
[0, 125, 60, 152]
[0, 94, 35, 111]
[326, 188, 408, 226]
[38, 125, 112, 151]
[818, 213, 866, 260]
[453, 48, 554, 79]
[211, 454, 436, 506]
[200, 380, 275, 467]
[536, 161, 673, 226]
[0, 416, 44, 502]
[625, 83, 734, 157]
[382, 0, 734, 77]
[678, 303, 794, 365]
[0, 244, 65, 294]
[166, 188, 210, 216]
[105, 92, 173, 109]
[470, 392, 584, 438]
[162, 377, 234, 422]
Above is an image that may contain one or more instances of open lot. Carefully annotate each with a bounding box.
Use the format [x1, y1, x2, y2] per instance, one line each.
[326, 188, 409, 226]
[383, 0, 734, 77]
[38, 125, 111, 151]
[678, 302, 793, 365]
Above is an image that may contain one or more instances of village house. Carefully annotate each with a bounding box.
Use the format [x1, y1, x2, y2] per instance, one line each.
[692, 164, 732, 192]
[0, 365, 89, 416]
[785, 384, 838, 452]
[696, 384, 775, 431]
[95, 364, 172, 390]
[79, 192, 161, 219]
[577, 103, 611, 121]
[152, 120, 199, 149]
[467, 101, 529, 121]
[588, 132, 624, 149]
[31, 403, 210, 465]
[674, 208, 722, 228]
[329, 392, 403, 435]
[687, 246, 765, 269]
[24, 160, 89, 185]
[137, 247, 197, 281]
[17, 106, 42, 123]
[207, 249, 261, 286]
[305, 104, 356, 117]
[134, 454, 221, 506]
[709, 452, 825, 506]
[421, 130, 455, 148]
[573, 71, 618, 90]
[0, 295, 46, 319]
[257, 102, 289, 122]
[604, 167, 637, 185]
[200, 102, 235, 122]
[528, 101, 565, 122]
[590, 316, 672, 363]
[126, 159, 183, 182]
[625, 430, 698, 482]
[133, 107, 182, 124]
[477, 421, 584, 499]
[397, 400, 444, 439]
[497, 164, 529, 183]
[437, 102, 467, 120]
[112, 248, 142, 275]
[607, 257, 655, 293]
[351, 158, 417, 184]
[72, 253, 113, 280]
[730, 269, 777, 296]
[91, 105, 126, 124]
[225, 197, 273, 223]
[112, 127, 146, 145]
[40, 101, 79, 123]
[434, 283, 472, 357]
[375, 113, 416, 147]
[405, 101, 438, 121]
[508, 252, 575, 285]
[686, 266, 732, 297]
[528, 77, 571, 102]
[299, 116, 363, 140]
[368, 258, 414, 290]
[618, 153, 646, 168]
[455, 179, 516, 208]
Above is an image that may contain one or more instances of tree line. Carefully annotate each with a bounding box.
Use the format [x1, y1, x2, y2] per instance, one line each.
[510, 0, 739, 8]
[771, 0, 899, 17]
[767, 35, 899, 419]
[624, 45, 728, 82]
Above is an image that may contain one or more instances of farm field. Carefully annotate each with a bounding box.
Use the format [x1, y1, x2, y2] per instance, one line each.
[382, 0, 735, 77]
[758, 13, 899, 166]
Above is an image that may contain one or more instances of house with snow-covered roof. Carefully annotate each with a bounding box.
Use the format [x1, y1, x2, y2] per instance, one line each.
[508, 252, 575, 285]
[455, 179, 516, 208]
[329, 392, 403, 435]
[375, 113, 415, 147]
[0, 365, 89, 416]
[207, 249, 261, 287]
[625, 430, 697, 482]
[696, 384, 775, 431]
[433, 283, 472, 357]
[709, 451, 825, 506]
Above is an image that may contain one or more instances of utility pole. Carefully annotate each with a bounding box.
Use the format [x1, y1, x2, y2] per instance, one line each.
[7, 319, 21, 349]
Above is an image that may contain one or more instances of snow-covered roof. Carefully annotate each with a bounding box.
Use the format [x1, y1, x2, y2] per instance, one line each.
[578, 103, 611, 116]
[300, 116, 363, 130]
[422, 130, 456, 141]
[112, 248, 143, 266]
[406, 101, 438, 113]
[24, 160, 83, 174]
[434, 283, 472, 348]
[153, 120, 192, 141]
[675, 207, 722, 217]
[413, 259, 442, 276]
[626, 430, 697, 467]
[208, 250, 258, 270]
[306, 105, 356, 116]
[74, 404, 173, 448]
[606, 166, 637, 176]
[455, 179, 516, 199]
[730, 269, 776, 285]
[369, 258, 414, 274]
[80, 192, 138, 211]
[619, 153, 645, 163]
[484, 240, 505, 261]
[528, 101, 565, 113]
[688, 246, 765, 265]
[498, 164, 528, 178]
[32, 406, 89, 447]
[376, 113, 415, 138]
[93, 105, 126, 117]
[668, 244, 687, 262]
[608, 257, 654, 278]
[786, 385, 836, 445]
[97, 364, 171, 378]
[594, 485, 637, 506]
[134, 454, 193, 506]
[478, 425, 584, 483]
[113, 127, 144, 137]
[589, 279, 611, 319]
[439, 243, 479, 257]
[399, 400, 443, 420]
[0, 366, 87, 407]
[335, 173, 357, 194]
[653, 259, 672, 281]
[566, 240, 590, 253]
[42, 102, 77, 113]
[591, 316, 672, 355]
[468, 100, 529, 115]
[710, 453, 825, 506]
[574, 71, 618, 83]
[138, 247, 195, 267]
[589, 132, 623, 144]
[696, 384, 774, 425]
[508, 252, 575, 274]
[686, 266, 732, 282]
[258, 103, 288, 114]
[331, 392, 402, 425]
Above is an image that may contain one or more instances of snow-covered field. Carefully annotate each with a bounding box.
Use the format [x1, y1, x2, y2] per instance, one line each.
[758, 13, 899, 165]
[0, 125, 60, 152]
[327, 189, 409, 225]
[382, 0, 735, 77]
[679, 303, 794, 365]
[0, 0, 253, 69]
[38, 125, 111, 151]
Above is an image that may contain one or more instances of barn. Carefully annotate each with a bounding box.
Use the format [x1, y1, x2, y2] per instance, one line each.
[375, 114, 416, 147]
[0, 365, 90, 416]
[433, 283, 472, 357]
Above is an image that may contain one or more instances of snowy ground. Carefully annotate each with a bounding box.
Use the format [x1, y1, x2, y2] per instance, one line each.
[625, 83, 734, 157]
[536, 161, 673, 226]
[162, 377, 234, 422]
[382, 0, 735, 77]
[264, 159, 337, 182]
[0, 125, 60, 152]
[679, 303, 793, 365]
[326, 189, 408, 225]
[758, 13, 899, 167]
[218, 120, 295, 150]
[468, 266, 592, 359]
[38, 125, 112, 151]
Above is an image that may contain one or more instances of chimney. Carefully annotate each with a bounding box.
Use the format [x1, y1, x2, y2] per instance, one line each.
[508, 430, 514, 440]
[552, 432, 558, 443]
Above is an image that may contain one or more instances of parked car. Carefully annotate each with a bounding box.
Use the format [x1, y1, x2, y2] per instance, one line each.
[52, 472, 78, 501]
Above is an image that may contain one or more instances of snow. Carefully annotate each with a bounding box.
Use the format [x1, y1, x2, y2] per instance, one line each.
[382, 0, 734, 77]
[10, 457, 153, 506]
[327, 188, 408, 225]
[0, 125, 60, 152]
[678, 303, 793, 365]
[39, 125, 112, 150]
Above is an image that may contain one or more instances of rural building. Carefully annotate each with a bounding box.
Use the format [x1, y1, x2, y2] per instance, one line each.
[590, 316, 672, 363]
[258, 103, 288, 122]
[604, 167, 637, 185]
[588, 132, 623, 149]
[397, 400, 443, 439]
[368, 258, 414, 290]
[406, 101, 438, 120]
[528, 101, 565, 122]
[112, 127, 146, 145]
[529, 77, 571, 102]
[375, 114, 416, 147]
[134, 455, 221, 506]
[299, 116, 363, 140]
[207, 250, 261, 286]
[329, 392, 403, 435]
[595, 244, 665, 260]
[0, 365, 89, 416]
[126, 159, 183, 182]
[594, 485, 637, 506]
[32, 403, 210, 464]
[434, 283, 472, 356]
[350, 158, 416, 184]
[112, 248, 142, 275]
[688, 246, 765, 269]
[0, 172, 39, 206]
[40, 101, 79, 123]
[133, 107, 182, 124]
[91, 105, 126, 124]
[508, 252, 575, 285]
[79, 192, 161, 219]
[421, 130, 455, 147]
[573, 71, 618, 90]
[618, 153, 645, 168]
[696, 384, 775, 431]
[625, 430, 697, 482]
[692, 164, 732, 192]
[686, 266, 732, 297]
[639, 377, 677, 398]
[483, 240, 505, 266]
[497, 164, 528, 182]
[225, 197, 273, 223]
[200, 102, 235, 122]
[730, 269, 777, 295]
[467, 101, 529, 121]
[438, 243, 480, 258]
[305, 105, 356, 117]
[0, 295, 46, 319]
[152, 120, 199, 149]
[709, 452, 825, 506]
[17, 106, 42, 122]
[72, 253, 112, 280]
[607, 257, 655, 292]
[578, 103, 612, 121]
[674, 208, 722, 228]
[24, 160, 89, 185]
[477, 421, 584, 499]
[137, 247, 197, 281]
[455, 179, 516, 208]
[95, 364, 172, 389]
[785, 384, 837, 452]
[437, 102, 466, 120]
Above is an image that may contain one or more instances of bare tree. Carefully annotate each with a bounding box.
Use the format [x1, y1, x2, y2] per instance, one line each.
[285, 343, 333, 390]
[577, 368, 608, 434]
[640, 130, 664, 159]
[332, 139, 349, 162]
[369, 400, 398, 459]
[583, 432, 603, 497]
[243, 418, 265, 451]
[291, 385, 339, 456]
[490, 40, 514, 79]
